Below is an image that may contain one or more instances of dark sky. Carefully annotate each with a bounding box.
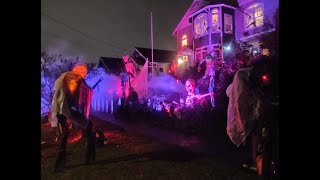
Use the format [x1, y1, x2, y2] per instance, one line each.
[41, 0, 194, 63]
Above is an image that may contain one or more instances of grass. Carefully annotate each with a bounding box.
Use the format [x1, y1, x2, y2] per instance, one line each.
[41, 118, 259, 180]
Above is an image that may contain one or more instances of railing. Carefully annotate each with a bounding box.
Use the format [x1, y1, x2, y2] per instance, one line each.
[91, 95, 121, 114]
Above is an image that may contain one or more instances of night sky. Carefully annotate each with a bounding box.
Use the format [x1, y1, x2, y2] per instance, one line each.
[41, 0, 194, 63]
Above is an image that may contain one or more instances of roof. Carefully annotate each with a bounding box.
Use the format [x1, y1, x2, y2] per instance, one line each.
[98, 57, 125, 75]
[206, 0, 239, 7]
[132, 47, 177, 65]
[172, 0, 210, 36]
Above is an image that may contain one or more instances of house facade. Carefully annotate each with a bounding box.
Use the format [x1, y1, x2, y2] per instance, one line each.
[173, 0, 278, 66]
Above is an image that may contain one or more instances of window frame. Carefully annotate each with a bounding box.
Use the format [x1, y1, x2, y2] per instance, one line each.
[211, 8, 220, 32]
[244, 3, 264, 30]
[194, 13, 208, 38]
[224, 13, 233, 34]
[182, 34, 188, 47]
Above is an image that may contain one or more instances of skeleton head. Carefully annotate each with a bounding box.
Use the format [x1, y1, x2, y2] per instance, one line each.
[185, 79, 196, 94]
[122, 55, 130, 63]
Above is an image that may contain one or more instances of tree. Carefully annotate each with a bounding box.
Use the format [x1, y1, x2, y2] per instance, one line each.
[258, 7, 279, 56]
[41, 52, 100, 115]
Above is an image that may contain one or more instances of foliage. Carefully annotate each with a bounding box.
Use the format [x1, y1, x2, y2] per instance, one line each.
[259, 7, 279, 56]
[196, 40, 253, 105]
[41, 52, 100, 115]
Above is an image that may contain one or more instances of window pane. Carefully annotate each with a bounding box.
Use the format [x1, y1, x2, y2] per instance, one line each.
[182, 39, 187, 47]
[246, 13, 254, 28]
[255, 16, 263, 26]
[212, 14, 218, 23]
[212, 24, 218, 31]
[245, 3, 264, 30]
[224, 14, 232, 34]
[225, 16, 231, 24]
[195, 23, 200, 35]
[194, 13, 208, 37]
[248, 3, 259, 9]
[212, 8, 219, 13]
[255, 8, 263, 17]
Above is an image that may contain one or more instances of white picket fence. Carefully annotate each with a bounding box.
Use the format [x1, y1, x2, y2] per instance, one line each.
[91, 95, 121, 114]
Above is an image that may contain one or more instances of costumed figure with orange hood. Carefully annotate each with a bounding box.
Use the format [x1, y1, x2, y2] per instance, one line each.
[51, 64, 100, 172]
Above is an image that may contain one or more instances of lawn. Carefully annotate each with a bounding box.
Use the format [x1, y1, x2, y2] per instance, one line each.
[41, 117, 259, 180]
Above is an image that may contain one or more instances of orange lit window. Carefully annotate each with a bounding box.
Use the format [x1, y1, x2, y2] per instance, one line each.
[182, 35, 187, 47]
[212, 8, 219, 31]
[245, 3, 264, 29]
[194, 13, 208, 38]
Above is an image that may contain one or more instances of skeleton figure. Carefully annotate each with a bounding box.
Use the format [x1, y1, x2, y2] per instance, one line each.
[185, 79, 200, 108]
[208, 67, 215, 107]
[122, 55, 136, 78]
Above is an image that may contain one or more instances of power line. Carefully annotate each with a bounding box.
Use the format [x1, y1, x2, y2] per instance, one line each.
[42, 30, 119, 57]
[41, 11, 131, 55]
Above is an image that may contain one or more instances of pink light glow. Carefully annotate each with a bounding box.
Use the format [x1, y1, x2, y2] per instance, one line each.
[262, 75, 268, 81]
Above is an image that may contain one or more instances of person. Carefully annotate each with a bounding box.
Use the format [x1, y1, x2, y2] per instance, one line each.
[226, 58, 265, 172]
[51, 64, 95, 173]
[125, 87, 139, 121]
[126, 87, 139, 106]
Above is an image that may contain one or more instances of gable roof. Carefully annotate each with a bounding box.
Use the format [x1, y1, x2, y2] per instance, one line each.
[206, 0, 239, 7]
[132, 47, 177, 65]
[172, 0, 239, 36]
[172, 0, 210, 36]
[98, 57, 125, 75]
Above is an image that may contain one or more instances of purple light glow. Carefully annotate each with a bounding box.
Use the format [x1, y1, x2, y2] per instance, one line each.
[147, 74, 186, 101]
[86, 68, 122, 100]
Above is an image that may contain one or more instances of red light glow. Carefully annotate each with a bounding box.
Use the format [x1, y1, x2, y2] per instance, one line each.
[262, 75, 268, 81]
[68, 132, 82, 143]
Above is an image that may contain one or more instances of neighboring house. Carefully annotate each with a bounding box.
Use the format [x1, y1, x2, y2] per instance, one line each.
[98, 57, 125, 75]
[235, 0, 278, 53]
[131, 47, 177, 76]
[173, 0, 278, 65]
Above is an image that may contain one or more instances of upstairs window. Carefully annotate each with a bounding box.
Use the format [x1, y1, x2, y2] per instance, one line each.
[224, 14, 233, 34]
[245, 3, 264, 29]
[194, 13, 208, 38]
[211, 8, 219, 32]
[182, 34, 187, 47]
[195, 47, 207, 62]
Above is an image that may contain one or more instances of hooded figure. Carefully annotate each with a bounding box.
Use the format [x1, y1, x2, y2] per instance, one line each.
[226, 67, 262, 147]
[51, 64, 95, 172]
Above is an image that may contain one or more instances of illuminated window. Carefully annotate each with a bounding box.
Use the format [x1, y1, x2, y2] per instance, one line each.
[195, 47, 207, 62]
[224, 14, 233, 34]
[182, 55, 188, 62]
[211, 8, 219, 31]
[194, 13, 208, 38]
[245, 3, 264, 29]
[182, 35, 187, 47]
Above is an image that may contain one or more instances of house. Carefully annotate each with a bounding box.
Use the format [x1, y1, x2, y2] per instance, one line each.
[131, 47, 177, 76]
[98, 57, 125, 75]
[173, 0, 278, 66]
[236, 0, 278, 53]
